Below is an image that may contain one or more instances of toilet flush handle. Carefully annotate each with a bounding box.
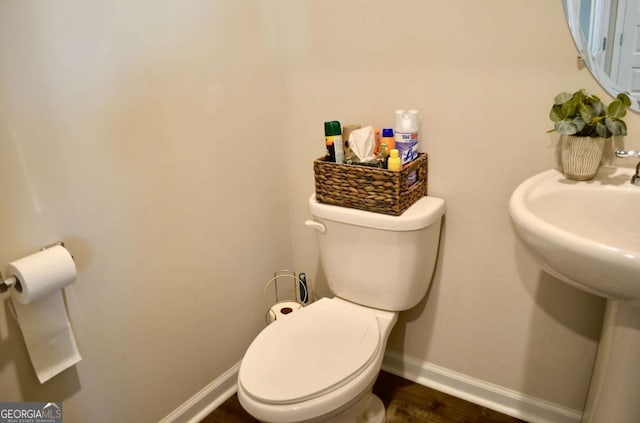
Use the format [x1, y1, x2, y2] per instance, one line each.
[304, 219, 326, 234]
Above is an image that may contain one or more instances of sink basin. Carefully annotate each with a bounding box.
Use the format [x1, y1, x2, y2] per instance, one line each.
[510, 166, 640, 423]
[509, 166, 640, 304]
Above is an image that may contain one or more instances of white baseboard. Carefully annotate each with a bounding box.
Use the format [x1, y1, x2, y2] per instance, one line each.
[160, 353, 583, 423]
[382, 351, 582, 423]
[158, 361, 240, 423]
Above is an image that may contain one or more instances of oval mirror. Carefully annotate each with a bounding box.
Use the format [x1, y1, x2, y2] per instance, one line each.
[564, 0, 640, 111]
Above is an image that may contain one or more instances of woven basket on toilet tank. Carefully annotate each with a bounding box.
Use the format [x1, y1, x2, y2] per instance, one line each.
[313, 153, 428, 216]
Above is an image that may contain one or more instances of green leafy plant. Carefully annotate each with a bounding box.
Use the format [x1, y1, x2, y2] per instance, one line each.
[549, 89, 631, 137]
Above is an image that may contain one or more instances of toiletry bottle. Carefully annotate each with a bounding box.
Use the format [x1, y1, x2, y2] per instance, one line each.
[342, 124, 361, 163]
[378, 132, 391, 168]
[387, 149, 401, 171]
[381, 128, 395, 151]
[373, 128, 382, 156]
[394, 110, 419, 183]
[394, 110, 419, 165]
[324, 121, 343, 163]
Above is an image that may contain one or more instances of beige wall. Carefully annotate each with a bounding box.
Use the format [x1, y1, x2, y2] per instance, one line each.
[0, 1, 291, 422]
[1, 0, 639, 421]
[278, 0, 639, 412]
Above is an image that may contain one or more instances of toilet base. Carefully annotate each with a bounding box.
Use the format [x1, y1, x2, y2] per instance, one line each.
[357, 393, 385, 423]
[312, 392, 385, 423]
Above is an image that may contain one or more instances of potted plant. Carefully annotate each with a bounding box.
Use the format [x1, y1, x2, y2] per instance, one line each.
[549, 89, 631, 180]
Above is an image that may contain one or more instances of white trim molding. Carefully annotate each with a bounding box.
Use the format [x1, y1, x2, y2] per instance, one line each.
[158, 361, 240, 423]
[382, 351, 582, 423]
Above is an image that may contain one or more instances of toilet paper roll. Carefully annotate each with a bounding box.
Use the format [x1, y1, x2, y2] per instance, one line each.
[12, 292, 82, 383]
[268, 301, 303, 323]
[7, 245, 81, 383]
[8, 245, 77, 304]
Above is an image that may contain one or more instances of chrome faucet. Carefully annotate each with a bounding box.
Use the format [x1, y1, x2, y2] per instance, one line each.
[614, 150, 640, 186]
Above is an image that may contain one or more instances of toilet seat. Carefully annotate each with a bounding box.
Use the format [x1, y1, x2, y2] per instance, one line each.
[239, 298, 380, 405]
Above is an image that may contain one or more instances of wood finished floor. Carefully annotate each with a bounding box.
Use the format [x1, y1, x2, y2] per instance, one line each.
[201, 370, 527, 423]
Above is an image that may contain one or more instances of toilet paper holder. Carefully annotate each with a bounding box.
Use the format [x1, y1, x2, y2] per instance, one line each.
[0, 274, 17, 294]
[263, 270, 308, 323]
[0, 242, 67, 294]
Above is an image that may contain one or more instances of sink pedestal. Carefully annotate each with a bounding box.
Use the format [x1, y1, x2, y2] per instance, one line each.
[582, 300, 640, 423]
[509, 167, 640, 422]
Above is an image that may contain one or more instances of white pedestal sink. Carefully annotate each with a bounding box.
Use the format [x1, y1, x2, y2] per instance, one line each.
[509, 167, 640, 423]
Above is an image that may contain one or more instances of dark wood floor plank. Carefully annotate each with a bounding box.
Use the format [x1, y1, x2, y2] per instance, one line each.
[375, 371, 525, 423]
[201, 394, 258, 423]
[201, 371, 527, 422]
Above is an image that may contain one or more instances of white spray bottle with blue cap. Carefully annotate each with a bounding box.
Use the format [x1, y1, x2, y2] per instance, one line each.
[394, 109, 419, 185]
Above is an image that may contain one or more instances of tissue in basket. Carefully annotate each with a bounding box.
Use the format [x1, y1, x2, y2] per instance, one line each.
[313, 153, 428, 216]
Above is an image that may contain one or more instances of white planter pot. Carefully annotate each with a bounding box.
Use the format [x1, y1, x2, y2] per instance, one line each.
[561, 135, 606, 181]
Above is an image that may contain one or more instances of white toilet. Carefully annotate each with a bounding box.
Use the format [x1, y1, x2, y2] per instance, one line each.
[237, 194, 446, 423]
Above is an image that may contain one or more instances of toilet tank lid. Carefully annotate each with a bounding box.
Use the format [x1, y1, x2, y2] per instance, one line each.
[309, 194, 445, 231]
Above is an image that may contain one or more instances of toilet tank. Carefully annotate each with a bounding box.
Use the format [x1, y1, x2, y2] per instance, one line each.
[307, 194, 446, 311]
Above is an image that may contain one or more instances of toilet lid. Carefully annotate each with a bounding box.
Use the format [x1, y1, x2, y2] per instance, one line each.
[239, 298, 380, 404]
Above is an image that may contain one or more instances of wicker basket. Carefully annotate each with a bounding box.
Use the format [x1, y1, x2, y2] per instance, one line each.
[313, 153, 428, 216]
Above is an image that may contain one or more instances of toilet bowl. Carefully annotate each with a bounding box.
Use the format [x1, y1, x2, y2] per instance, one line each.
[238, 194, 446, 422]
[238, 297, 397, 423]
